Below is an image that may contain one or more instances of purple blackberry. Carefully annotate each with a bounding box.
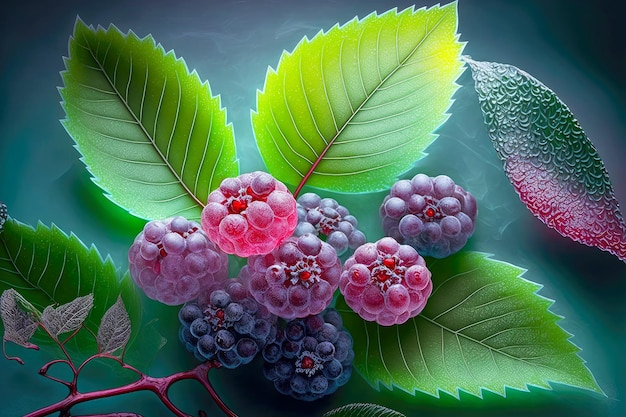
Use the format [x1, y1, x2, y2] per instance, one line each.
[294, 193, 366, 256]
[244, 233, 341, 320]
[381, 174, 477, 258]
[178, 279, 278, 369]
[128, 216, 229, 305]
[339, 237, 433, 326]
[0, 201, 7, 232]
[261, 310, 354, 401]
[201, 171, 298, 257]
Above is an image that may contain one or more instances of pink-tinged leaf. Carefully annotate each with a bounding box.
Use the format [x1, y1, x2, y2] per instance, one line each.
[466, 58, 626, 262]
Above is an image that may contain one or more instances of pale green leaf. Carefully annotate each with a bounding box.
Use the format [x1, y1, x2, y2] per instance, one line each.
[466, 58, 626, 262]
[323, 403, 406, 417]
[0, 218, 141, 355]
[337, 251, 603, 398]
[252, 3, 464, 195]
[60, 17, 238, 221]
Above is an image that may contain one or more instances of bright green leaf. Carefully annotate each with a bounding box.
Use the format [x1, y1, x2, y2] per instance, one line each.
[338, 251, 603, 398]
[466, 58, 626, 262]
[252, 3, 464, 196]
[0, 218, 141, 356]
[60, 17, 238, 221]
[323, 403, 406, 417]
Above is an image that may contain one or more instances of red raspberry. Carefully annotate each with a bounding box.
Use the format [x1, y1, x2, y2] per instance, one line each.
[201, 172, 298, 257]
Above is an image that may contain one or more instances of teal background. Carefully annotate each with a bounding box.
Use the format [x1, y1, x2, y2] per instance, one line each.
[1, 0, 625, 416]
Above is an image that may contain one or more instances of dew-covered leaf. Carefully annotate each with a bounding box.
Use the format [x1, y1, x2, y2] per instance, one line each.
[97, 295, 131, 354]
[253, 3, 464, 195]
[60, 17, 238, 221]
[337, 251, 603, 398]
[323, 403, 406, 417]
[1, 289, 38, 348]
[0, 218, 141, 355]
[41, 294, 94, 337]
[466, 58, 626, 262]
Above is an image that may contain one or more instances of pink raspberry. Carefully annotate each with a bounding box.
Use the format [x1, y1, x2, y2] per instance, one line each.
[201, 171, 298, 257]
[381, 174, 477, 258]
[243, 234, 341, 320]
[339, 237, 432, 326]
[128, 216, 229, 305]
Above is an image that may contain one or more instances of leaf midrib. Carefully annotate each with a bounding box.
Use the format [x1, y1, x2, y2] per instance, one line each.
[294, 12, 446, 196]
[79, 30, 204, 208]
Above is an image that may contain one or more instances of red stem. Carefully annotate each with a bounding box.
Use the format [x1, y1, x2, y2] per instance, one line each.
[23, 361, 237, 417]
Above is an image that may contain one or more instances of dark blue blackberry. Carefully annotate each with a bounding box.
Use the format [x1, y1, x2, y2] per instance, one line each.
[261, 309, 354, 401]
[178, 279, 277, 369]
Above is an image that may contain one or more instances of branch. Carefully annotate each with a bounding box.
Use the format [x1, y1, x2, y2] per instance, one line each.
[22, 361, 238, 417]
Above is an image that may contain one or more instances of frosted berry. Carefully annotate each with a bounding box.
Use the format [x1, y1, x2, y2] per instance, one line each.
[339, 237, 433, 326]
[243, 234, 341, 320]
[128, 216, 229, 305]
[178, 279, 278, 369]
[0, 201, 7, 232]
[261, 310, 354, 401]
[201, 171, 298, 257]
[381, 174, 477, 258]
[294, 193, 366, 256]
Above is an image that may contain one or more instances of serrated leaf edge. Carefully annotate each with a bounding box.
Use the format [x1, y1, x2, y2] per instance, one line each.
[343, 252, 604, 399]
[252, 2, 465, 195]
[60, 16, 237, 221]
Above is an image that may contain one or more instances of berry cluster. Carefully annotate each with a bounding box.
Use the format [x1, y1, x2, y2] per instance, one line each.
[339, 237, 432, 326]
[381, 174, 477, 258]
[244, 233, 341, 320]
[179, 279, 278, 369]
[0, 201, 6, 232]
[128, 216, 229, 305]
[262, 310, 353, 401]
[201, 171, 298, 257]
[294, 193, 366, 256]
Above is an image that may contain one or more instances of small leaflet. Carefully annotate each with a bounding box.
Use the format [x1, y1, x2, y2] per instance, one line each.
[0, 289, 38, 348]
[41, 294, 94, 337]
[466, 58, 626, 262]
[97, 296, 131, 354]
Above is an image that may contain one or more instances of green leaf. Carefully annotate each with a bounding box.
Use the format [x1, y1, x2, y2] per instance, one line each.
[0, 218, 141, 355]
[323, 403, 406, 417]
[60, 17, 238, 221]
[466, 58, 626, 262]
[337, 251, 603, 398]
[252, 3, 464, 196]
